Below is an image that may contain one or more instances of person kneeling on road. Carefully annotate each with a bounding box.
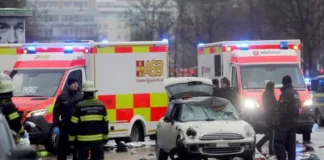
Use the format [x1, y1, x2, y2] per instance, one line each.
[0, 72, 27, 143]
[69, 81, 109, 160]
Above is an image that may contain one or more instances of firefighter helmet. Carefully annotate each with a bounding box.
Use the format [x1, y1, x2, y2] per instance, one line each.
[82, 81, 98, 92]
[0, 72, 14, 94]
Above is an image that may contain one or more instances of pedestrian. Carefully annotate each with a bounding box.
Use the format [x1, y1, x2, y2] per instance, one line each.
[273, 75, 301, 160]
[0, 73, 27, 142]
[256, 81, 276, 155]
[53, 78, 83, 160]
[69, 81, 109, 160]
[216, 77, 239, 110]
[212, 78, 219, 96]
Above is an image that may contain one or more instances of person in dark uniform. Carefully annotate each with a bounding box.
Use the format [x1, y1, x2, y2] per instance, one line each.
[69, 81, 109, 160]
[0, 73, 26, 141]
[212, 78, 219, 96]
[256, 81, 276, 155]
[215, 77, 239, 110]
[273, 75, 300, 160]
[53, 78, 83, 160]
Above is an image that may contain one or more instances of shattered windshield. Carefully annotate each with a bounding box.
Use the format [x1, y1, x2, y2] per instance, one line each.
[10, 69, 65, 97]
[180, 103, 240, 122]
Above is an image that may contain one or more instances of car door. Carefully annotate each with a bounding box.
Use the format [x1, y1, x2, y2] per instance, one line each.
[156, 103, 174, 149]
[163, 78, 213, 99]
[164, 104, 182, 150]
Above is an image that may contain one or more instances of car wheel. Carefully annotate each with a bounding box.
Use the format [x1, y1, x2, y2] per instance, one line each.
[155, 136, 168, 160]
[316, 111, 324, 126]
[242, 151, 255, 160]
[303, 132, 311, 142]
[44, 128, 59, 153]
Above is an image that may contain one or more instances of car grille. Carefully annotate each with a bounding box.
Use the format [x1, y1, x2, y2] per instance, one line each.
[202, 147, 242, 154]
[200, 133, 244, 140]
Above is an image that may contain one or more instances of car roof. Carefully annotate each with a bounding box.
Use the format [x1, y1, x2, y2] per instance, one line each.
[172, 96, 231, 106]
[163, 77, 212, 87]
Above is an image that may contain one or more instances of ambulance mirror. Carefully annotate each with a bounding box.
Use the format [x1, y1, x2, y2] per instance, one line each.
[311, 79, 318, 91]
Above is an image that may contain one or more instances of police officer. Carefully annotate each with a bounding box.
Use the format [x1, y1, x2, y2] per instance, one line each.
[0, 73, 26, 141]
[53, 78, 83, 160]
[273, 75, 300, 160]
[69, 81, 109, 160]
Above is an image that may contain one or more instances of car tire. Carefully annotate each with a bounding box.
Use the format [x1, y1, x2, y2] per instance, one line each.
[316, 111, 324, 126]
[242, 151, 255, 160]
[155, 136, 168, 160]
[303, 132, 311, 142]
[44, 128, 59, 153]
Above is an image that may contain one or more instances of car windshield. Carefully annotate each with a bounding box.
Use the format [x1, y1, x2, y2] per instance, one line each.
[10, 69, 65, 97]
[180, 103, 240, 122]
[240, 64, 305, 89]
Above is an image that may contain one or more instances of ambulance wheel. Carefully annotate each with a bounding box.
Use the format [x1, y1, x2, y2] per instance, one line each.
[302, 132, 311, 142]
[129, 122, 144, 142]
[44, 129, 59, 153]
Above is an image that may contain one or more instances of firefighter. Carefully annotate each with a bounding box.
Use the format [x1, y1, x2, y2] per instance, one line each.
[273, 75, 300, 160]
[0, 72, 26, 141]
[53, 78, 83, 160]
[69, 81, 109, 160]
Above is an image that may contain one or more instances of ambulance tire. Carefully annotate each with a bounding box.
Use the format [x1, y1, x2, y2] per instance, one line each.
[115, 122, 144, 143]
[302, 132, 311, 142]
[44, 129, 58, 153]
[315, 110, 324, 126]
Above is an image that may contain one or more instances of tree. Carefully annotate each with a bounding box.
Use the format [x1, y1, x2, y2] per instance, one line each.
[265, 0, 324, 76]
[125, 0, 177, 41]
[0, 0, 26, 8]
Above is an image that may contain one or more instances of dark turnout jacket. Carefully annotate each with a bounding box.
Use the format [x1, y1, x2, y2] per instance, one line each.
[0, 98, 24, 136]
[274, 85, 301, 127]
[262, 91, 277, 127]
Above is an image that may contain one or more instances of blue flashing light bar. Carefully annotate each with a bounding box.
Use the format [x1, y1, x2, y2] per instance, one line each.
[64, 46, 73, 54]
[162, 39, 168, 43]
[26, 46, 36, 54]
[280, 41, 288, 49]
[239, 43, 249, 50]
[198, 43, 204, 47]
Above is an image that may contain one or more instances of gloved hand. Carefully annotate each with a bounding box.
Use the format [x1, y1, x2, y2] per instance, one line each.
[53, 127, 60, 135]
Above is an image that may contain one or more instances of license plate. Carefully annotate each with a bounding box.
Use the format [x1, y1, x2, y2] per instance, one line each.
[216, 143, 229, 147]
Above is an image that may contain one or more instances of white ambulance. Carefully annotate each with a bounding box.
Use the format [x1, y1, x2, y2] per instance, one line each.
[0, 41, 168, 152]
[197, 40, 314, 141]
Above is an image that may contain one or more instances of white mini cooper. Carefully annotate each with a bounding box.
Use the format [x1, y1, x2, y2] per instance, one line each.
[155, 77, 256, 160]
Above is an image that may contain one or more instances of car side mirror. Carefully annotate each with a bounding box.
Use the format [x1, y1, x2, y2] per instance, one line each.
[164, 116, 174, 125]
[9, 147, 37, 159]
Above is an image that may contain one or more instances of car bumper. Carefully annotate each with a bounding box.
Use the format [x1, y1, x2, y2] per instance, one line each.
[177, 137, 255, 158]
[25, 116, 52, 144]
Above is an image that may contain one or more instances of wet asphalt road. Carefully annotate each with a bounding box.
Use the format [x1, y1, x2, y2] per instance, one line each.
[42, 124, 324, 160]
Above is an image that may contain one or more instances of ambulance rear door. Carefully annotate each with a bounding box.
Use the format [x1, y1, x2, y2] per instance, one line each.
[93, 41, 169, 138]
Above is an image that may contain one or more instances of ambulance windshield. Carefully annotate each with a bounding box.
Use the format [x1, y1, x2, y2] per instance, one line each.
[10, 70, 65, 97]
[240, 64, 305, 89]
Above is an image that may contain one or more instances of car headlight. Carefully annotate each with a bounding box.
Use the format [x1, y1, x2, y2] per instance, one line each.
[243, 99, 259, 109]
[27, 109, 47, 117]
[186, 128, 197, 139]
[303, 99, 313, 107]
[244, 125, 254, 137]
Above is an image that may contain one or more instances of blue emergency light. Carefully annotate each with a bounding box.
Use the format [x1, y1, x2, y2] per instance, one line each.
[239, 43, 249, 50]
[64, 46, 73, 54]
[198, 43, 204, 47]
[162, 39, 168, 43]
[26, 46, 36, 54]
[280, 41, 288, 49]
[102, 40, 108, 43]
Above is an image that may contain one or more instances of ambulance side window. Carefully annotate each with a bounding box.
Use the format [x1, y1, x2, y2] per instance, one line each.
[64, 70, 83, 90]
[231, 66, 238, 87]
[214, 55, 221, 76]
